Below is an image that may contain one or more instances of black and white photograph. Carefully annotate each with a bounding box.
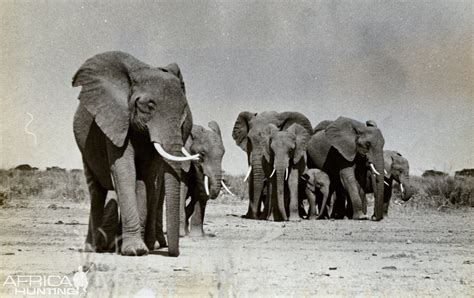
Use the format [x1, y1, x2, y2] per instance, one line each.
[0, 0, 472, 296]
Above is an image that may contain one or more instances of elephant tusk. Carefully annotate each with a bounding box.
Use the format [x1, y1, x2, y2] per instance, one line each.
[270, 169, 275, 178]
[384, 181, 390, 186]
[244, 166, 252, 182]
[154, 143, 200, 162]
[221, 181, 235, 196]
[285, 168, 289, 180]
[369, 163, 381, 176]
[181, 147, 192, 157]
[400, 183, 405, 194]
[384, 169, 388, 175]
[204, 175, 210, 196]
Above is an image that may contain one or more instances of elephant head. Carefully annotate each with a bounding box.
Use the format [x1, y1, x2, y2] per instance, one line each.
[232, 111, 313, 219]
[324, 117, 385, 220]
[263, 123, 310, 220]
[73, 51, 198, 256]
[384, 150, 415, 202]
[186, 121, 225, 200]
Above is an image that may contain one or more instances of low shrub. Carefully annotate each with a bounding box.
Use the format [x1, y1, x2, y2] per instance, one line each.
[0, 168, 87, 205]
[408, 175, 473, 209]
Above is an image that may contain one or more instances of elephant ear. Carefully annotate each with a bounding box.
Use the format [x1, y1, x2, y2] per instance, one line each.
[232, 111, 256, 152]
[277, 112, 313, 136]
[301, 173, 310, 183]
[208, 121, 222, 138]
[181, 104, 193, 144]
[313, 120, 333, 134]
[164, 63, 186, 94]
[365, 120, 378, 127]
[383, 151, 394, 179]
[181, 133, 194, 173]
[324, 117, 357, 162]
[287, 123, 309, 164]
[72, 51, 149, 147]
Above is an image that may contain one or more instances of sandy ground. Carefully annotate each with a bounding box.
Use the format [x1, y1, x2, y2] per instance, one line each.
[0, 196, 473, 297]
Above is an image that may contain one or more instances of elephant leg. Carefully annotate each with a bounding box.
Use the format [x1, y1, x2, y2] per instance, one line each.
[108, 143, 148, 256]
[189, 199, 206, 236]
[150, 179, 167, 249]
[83, 162, 107, 252]
[287, 170, 300, 221]
[358, 184, 367, 215]
[332, 186, 346, 219]
[136, 180, 147, 240]
[180, 181, 189, 237]
[260, 181, 272, 220]
[383, 181, 393, 216]
[245, 167, 265, 219]
[307, 188, 317, 220]
[99, 198, 120, 252]
[325, 190, 335, 219]
[339, 167, 367, 220]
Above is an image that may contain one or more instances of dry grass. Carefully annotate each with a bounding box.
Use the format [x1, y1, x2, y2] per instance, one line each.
[1, 168, 472, 211]
[0, 169, 87, 206]
[404, 175, 474, 210]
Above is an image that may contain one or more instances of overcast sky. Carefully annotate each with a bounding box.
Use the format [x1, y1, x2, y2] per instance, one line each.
[1, 1, 472, 175]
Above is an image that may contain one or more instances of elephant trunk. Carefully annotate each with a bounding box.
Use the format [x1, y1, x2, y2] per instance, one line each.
[399, 175, 415, 201]
[371, 154, 385, 221]
[316, 185, 330, 219]
[275, 166, 288, 221]
[163, 144, 182, 257]
[207, 167, 223, 200]
[248, 157, 265, 219]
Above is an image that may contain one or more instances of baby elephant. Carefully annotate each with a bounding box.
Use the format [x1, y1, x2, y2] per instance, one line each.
[180, 121, 226, 236]
[299, 169, 331, 219]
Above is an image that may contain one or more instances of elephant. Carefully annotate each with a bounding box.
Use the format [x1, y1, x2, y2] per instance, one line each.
[355, 150, 415, 216]
[72, 51, 199, 256]
[306, 117, 386, 221]
[299, 169, 331, 220]
[232, 111, 313, 219]
[261, 123, 310, 221]
[179, 121, 226, 236]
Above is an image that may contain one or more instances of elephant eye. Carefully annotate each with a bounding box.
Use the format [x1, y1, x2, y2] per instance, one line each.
[147, 102, 156, 110]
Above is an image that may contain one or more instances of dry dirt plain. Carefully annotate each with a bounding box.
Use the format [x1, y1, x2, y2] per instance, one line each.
[0, 195, 473, 297]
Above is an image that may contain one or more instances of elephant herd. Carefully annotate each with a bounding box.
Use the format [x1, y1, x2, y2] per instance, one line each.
[72, 51, 415, 257]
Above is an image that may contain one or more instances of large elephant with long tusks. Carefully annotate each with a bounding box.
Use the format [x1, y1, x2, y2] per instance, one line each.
[261, 123, 310, 221]
[306, 117, 386, 221]
[73, 51, 198, 256]
[232, 111, 313, 219]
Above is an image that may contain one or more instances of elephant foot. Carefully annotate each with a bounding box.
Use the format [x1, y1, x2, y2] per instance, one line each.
[288, 212, 300, 222]
[83, 242, 95, 252]
[242, 211, 258, 220]
[153, 239, 168, 250]
[179, 226, 187, 238]
[352, 211, 369, 220]
[308, 215, 318, 220]
[371, 214, 383, 221]
[188, 225, 205, 237]
[288, 216, 301, 222]
[189, 230, 205, 237]
[121, 236, 149, 256]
